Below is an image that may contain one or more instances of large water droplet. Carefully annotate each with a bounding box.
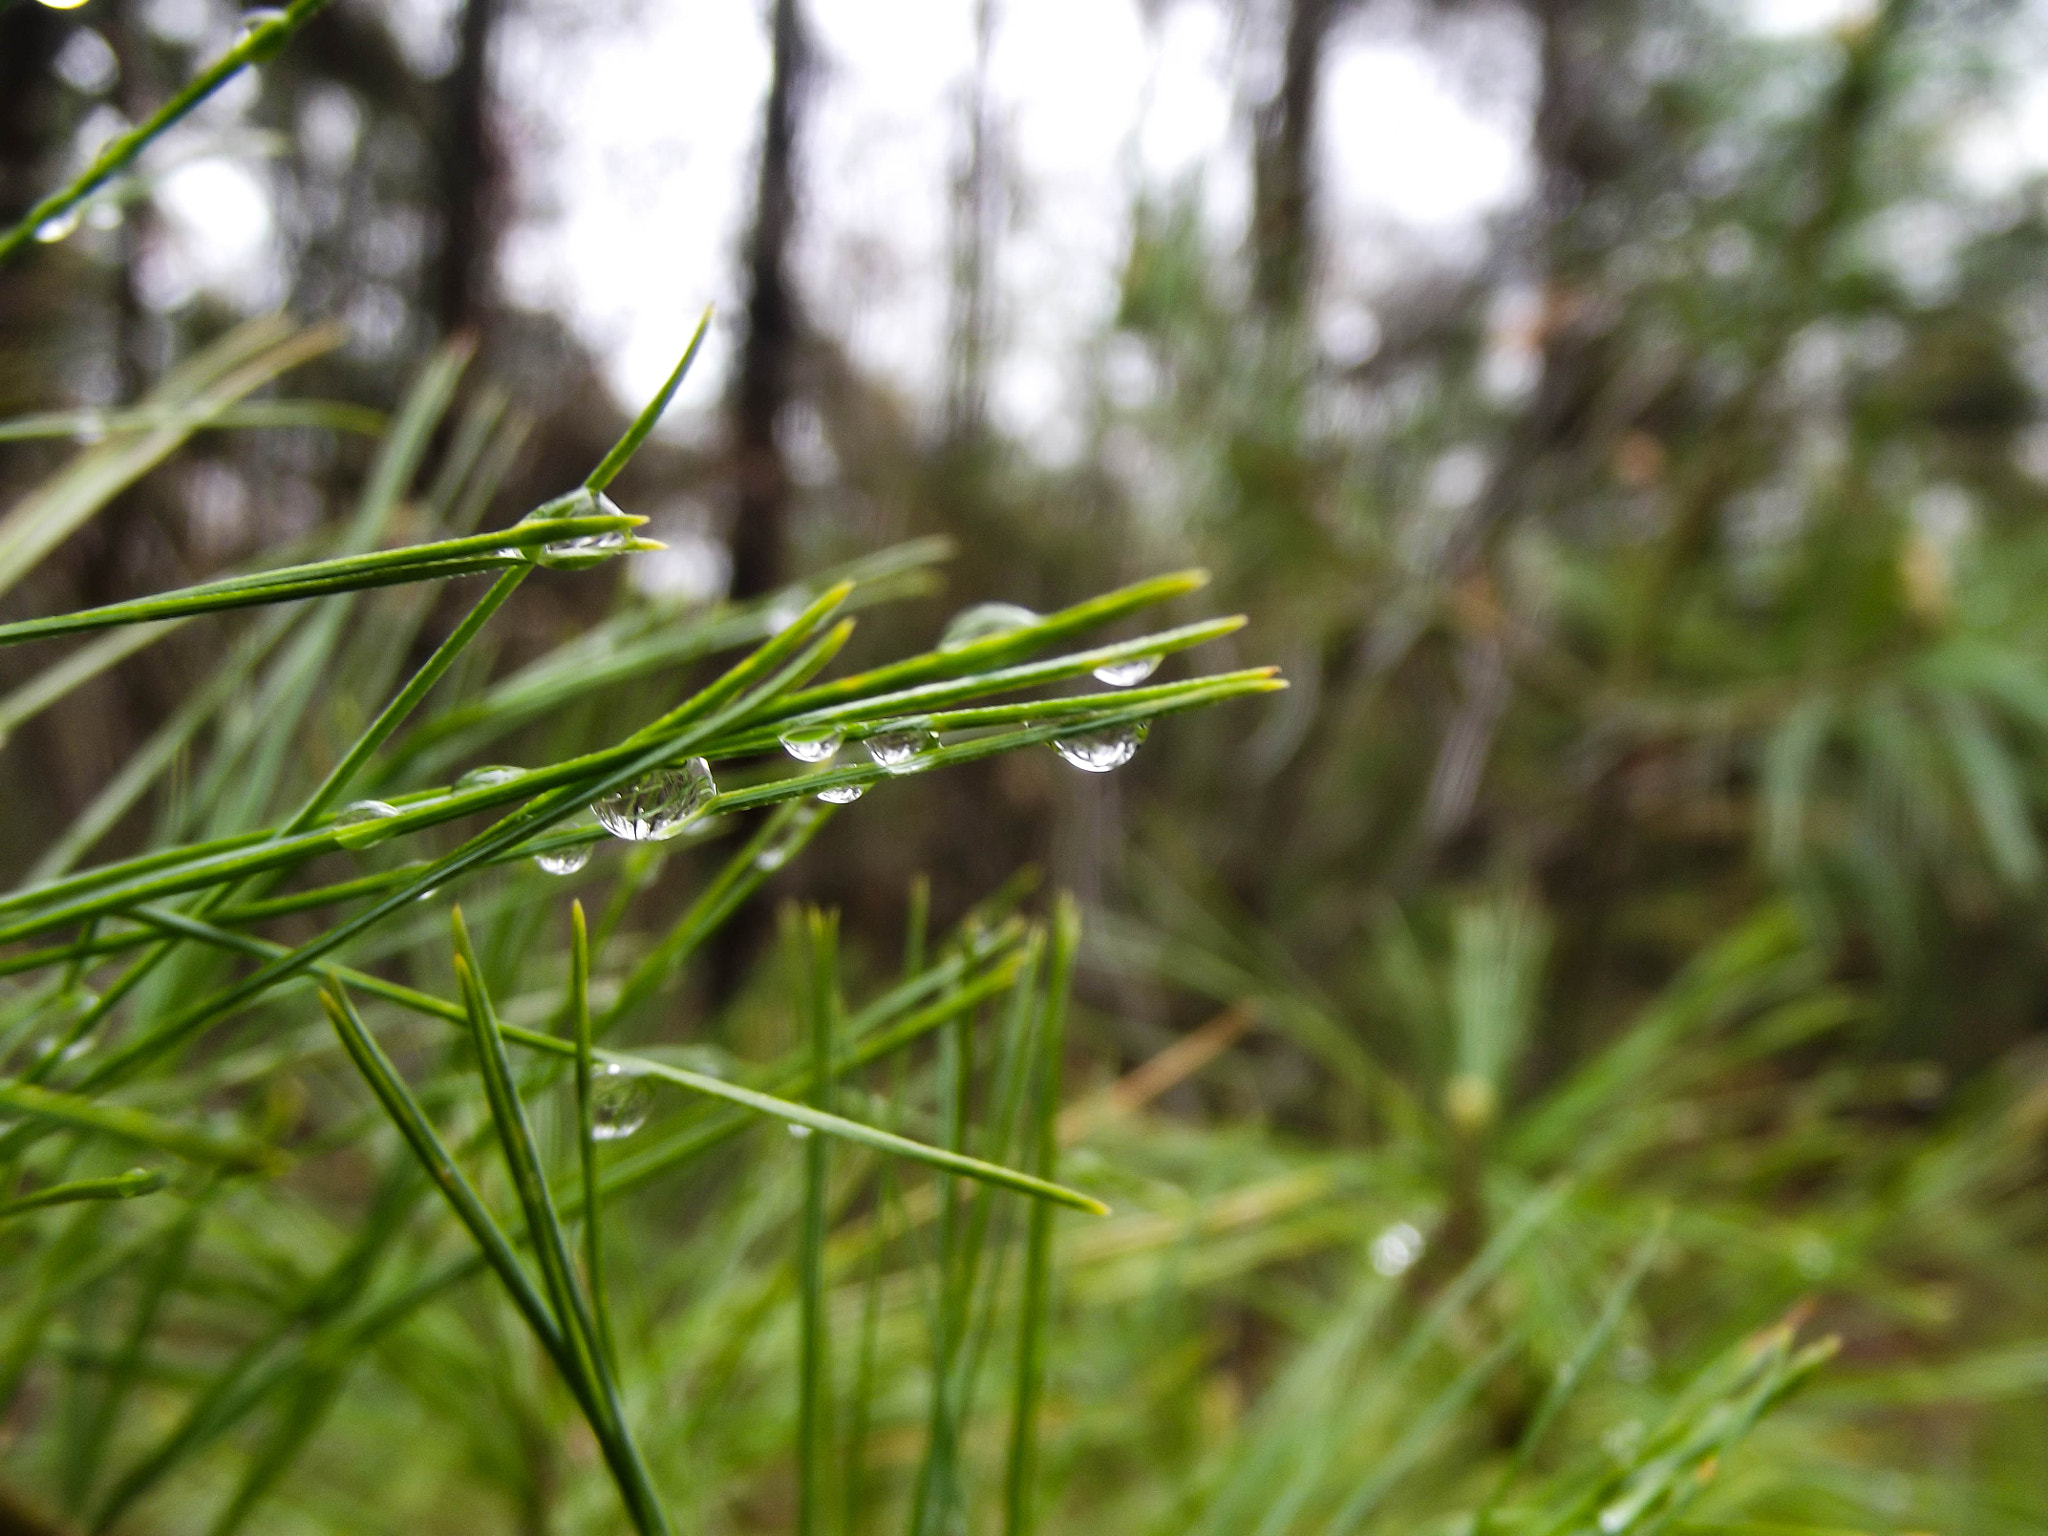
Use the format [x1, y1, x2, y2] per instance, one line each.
[590, 1064, 652, 1140]
[1093, 653, 1161, 687]
[590, 756, 715, 841]
[939, 601, 1039, 651]
[456, 764, 525, 792]
[535, 843, 592, 876]
[34, 207, 81, 244]
[508, 488, 632, 570]
[866, 727, 938, 774]
[1051, 722, 1147, 773]
[779, 723, 843, 762]
[816, 782, 865, 804]
[333, 799, 403, 848]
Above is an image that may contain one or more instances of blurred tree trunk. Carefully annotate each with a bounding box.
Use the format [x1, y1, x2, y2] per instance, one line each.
[944, 0, 999, 441]
[710, 0, 814, 1008]
[0, 6, 64, 228]
[729, 0, 812, 600]
[433, 0, 503, 336]
[1249, 0, 1339, 320]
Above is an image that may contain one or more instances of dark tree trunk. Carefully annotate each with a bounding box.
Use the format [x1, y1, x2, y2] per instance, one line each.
[433, 0, 502, 336]
[0, 6, 64, 227]
[1249, 0, 1339, 320]
[944, 0, 999, 441]
[729, 0, 811, 601]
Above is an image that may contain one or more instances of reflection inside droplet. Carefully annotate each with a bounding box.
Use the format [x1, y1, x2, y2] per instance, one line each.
[1093, 653, 1161, 687]
[456, 764, 525, 792]
[34, 207, 81, 244]
[535, 843, 592, 876]
[590, 1063, 652, 1140]
[332, 799, 403, 848]
[866, 727, 938, 774]
[779, 723, 843, 762]
[591, 757, 715, 841]
[939, 601, 1039, 651]
[1050, 722, 1147, 773]
[816, 782, 864, 804]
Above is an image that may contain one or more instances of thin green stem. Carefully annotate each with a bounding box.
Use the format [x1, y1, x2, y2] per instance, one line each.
[0, 0, 336, 264]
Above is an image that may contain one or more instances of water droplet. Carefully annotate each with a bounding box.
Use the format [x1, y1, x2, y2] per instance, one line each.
[535, 843, 592, 875]
[939, 601, 1039, 651]
[779, 723, 844, 762]
[1370, 1221, 1424, 1277]
[455, 764, 525, 792]
[537, 529, 628, 570]
[590, 756, 715, 841]
[787, 1122, 814, 1140]
[755, 843, 790, 873]
[34, 206, 81, 244]
[1093, 653, 1161, 687]
[866, 727, 938, 774]
[765, 594, 807, 631]
[72, 411, 107, 444]
[590, 1064, 652, 1140]
[236, 6, 291, 57]
[1051, 722, 1147, 773]
[506, 489, 632, 570]
[333, 799, 403, 849]
[816, 782, 865, 804]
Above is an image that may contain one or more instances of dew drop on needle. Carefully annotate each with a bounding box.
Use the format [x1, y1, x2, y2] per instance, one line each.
[939, 601, 1039, 651]
[816, 782, 864, 804]
[866, 728, 938, 774]
[1051, 723, 1147, 773]
[590, 1064, 653, 1140]
[456, 764, 525, 792]
[333, 799, 402, 848]
[779, 723, 843, 762]
[534, 843, 592, 875]
[1093, 653, 1161, 687]
[591, 757, 715, 841]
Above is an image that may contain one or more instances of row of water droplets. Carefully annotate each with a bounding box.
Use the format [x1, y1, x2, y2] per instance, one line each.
[765, 601, 1162, 788]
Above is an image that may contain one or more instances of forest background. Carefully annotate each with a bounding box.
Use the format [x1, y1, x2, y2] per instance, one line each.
[3, 0, 2048, 1530]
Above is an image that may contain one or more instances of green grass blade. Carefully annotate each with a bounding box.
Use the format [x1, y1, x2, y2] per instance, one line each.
[0, 400, 384, 443]
[600, 1051, 1107, 1215]
[0, 1170, 165, 1220]
[316, 983, 588, 1391]
[1472, 1211, 1670, 1535]
[569, 901, 617, 1374]
[797, 911, 838, 1536]
[584, 310, 713, 491]
[450, 911, 674, 1536]
[1004, 895, 1079, 1536]
[0, 1082, 276, 1173]
[0, 320, 336, 598]
[0, 516, 638, 647]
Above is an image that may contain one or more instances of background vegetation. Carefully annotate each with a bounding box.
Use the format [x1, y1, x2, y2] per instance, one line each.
[4, 0, 2048, 1531]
